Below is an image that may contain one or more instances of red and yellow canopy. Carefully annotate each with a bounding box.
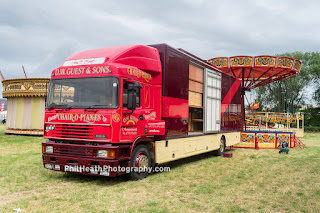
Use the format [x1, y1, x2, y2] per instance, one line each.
[208, 56, 302, 90]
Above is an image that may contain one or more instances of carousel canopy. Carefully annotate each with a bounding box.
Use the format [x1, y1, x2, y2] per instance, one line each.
[208, 56, 302, 90]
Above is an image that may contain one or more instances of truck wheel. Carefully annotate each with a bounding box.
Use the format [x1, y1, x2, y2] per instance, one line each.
[130, 144, 152, 180]
[214, 137, 226, 156]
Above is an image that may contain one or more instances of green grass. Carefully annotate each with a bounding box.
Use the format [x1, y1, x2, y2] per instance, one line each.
[0, 123, 320, 212]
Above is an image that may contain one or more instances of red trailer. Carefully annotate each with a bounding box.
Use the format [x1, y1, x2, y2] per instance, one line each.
[42, 44, 243, 180]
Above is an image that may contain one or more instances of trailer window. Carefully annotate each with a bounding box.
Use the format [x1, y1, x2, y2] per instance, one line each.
[123, 82, 140, 108]
[47, 77, 119, 109]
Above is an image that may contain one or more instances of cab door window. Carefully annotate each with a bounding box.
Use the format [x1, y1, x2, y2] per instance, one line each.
[123, 81, 140, 108]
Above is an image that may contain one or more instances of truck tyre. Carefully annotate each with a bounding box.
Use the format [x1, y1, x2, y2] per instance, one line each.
[214, 137, 226, 156]
[130, 144, 152, 180]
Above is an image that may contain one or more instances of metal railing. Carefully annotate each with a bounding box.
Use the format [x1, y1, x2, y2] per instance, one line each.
[245, 112, 304, 136]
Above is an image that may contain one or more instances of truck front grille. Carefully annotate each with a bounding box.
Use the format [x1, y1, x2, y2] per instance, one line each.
[55, 124, 94, 140]
[55, 146, 93, 157]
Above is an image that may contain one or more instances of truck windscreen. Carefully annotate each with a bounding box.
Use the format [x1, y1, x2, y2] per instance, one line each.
[47, 77, 119, 109]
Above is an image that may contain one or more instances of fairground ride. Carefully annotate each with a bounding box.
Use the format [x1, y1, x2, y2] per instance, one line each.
[208, 56, 305, 149]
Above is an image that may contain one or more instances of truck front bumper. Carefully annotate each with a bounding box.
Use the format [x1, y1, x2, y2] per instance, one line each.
[42, 140, 131, 177]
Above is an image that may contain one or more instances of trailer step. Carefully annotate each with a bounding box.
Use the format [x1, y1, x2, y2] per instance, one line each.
[223, 152, 233, 158]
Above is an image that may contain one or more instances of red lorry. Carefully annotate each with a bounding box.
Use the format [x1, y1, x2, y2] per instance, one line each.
[42, 44, 243, 180]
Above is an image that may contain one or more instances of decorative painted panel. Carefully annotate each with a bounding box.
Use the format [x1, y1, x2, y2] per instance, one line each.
[257, 133, 276, 148]
[277, 57, 293, 69]
[230, 56, 252, 67]
[233, 132, 255, 148]
[208, 57, 228, 68]
[241, 133, 255, 143]
[2, 78, 50, 98]
[293, 60, 302, 72]
[254, 56, 276, 67]
[277, 133, 290, 148]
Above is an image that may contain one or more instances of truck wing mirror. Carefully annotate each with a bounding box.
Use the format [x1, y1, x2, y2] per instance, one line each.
[127, 90, 137, 111]
[126, 81, 142, 114]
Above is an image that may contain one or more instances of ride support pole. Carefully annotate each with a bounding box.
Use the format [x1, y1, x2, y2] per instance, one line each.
[255, 132, 259, 150]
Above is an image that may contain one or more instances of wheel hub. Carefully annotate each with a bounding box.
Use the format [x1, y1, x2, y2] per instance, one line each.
[135, 152, 149, 168]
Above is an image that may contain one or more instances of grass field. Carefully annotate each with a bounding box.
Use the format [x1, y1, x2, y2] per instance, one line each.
[0, 123, 319, 212]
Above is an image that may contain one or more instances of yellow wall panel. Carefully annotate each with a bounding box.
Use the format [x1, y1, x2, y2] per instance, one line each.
[15, 98, 24, 129]
[6, 98, 12, 128]
[31, 97, 42, 129]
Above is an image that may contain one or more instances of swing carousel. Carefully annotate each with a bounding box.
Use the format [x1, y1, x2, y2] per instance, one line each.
[208, 56, 305, 149]
[208, 55, 301, 90]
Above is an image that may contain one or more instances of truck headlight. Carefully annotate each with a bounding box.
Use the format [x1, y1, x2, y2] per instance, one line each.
[97, 150, 115, 158]
[45, 125, 55, 132]
[45, 146, 53, 153]
[97, 150, 107, 158]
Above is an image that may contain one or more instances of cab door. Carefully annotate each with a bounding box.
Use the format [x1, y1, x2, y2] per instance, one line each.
[121, 79, 145, 142]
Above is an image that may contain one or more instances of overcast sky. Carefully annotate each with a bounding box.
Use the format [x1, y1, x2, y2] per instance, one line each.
[1, 0, 319, 99]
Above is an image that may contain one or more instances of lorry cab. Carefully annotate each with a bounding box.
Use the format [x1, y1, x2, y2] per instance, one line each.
[44, 45, 164, 143]
[43, 45, 165, 179]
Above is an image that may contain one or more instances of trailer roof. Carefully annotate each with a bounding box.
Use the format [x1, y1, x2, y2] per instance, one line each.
[149, 43, 237, 80]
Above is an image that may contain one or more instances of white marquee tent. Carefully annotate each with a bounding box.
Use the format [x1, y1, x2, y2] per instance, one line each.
[0, 111, 7, 121]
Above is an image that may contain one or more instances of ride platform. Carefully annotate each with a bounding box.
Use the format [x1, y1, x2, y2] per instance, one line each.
[233, 130, 306, 150]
